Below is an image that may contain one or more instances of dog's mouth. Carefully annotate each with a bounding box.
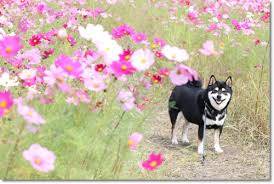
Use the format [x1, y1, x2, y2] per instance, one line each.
[213, 98, 225, 105]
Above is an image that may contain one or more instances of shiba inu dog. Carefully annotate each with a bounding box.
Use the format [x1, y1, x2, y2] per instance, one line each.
[168, 75, 232, 154]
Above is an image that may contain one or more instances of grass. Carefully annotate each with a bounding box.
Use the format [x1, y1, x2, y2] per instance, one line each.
[0, 0, 270, 180]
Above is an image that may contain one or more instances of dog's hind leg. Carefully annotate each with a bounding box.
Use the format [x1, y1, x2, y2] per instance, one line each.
[182, 120, 190, 144]
[169, 109, 180, 145]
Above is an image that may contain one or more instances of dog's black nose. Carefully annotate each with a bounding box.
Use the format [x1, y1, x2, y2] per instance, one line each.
[217, 95, 221, 100]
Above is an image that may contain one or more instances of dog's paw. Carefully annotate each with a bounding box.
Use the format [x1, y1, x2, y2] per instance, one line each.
[197, 145, 204, 155]
[182, 138, 190, 145]
[171, 138, 178, 145]
[214, 147, 224, 153]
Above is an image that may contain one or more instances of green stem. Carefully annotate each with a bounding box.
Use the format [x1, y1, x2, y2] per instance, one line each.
[3, 122, 25, 180]
[93, 111, 126, 179]
[254, 42, 269, 114]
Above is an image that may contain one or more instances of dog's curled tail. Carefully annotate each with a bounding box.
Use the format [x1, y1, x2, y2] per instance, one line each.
[186, 78, 202, 88]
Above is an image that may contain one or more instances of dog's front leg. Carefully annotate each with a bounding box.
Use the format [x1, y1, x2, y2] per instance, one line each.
[214, 127, 223, 153]
[197, 125, 204, 155]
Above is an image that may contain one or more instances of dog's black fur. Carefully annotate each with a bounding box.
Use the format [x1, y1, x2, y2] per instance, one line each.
[168, 75, 232, 153]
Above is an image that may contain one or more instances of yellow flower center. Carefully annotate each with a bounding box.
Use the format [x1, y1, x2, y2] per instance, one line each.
[171, 54, 176, 59]
[93, 83, 100, 89]
[121, 65, 127, 71]
[125, 55, 130, 61]
[34, 158, 42, 165]
[0, 100, 7, 108]
[149, 161, 157, 167]
[28, 110, 33, 116]
[151, 43, 157, 49]
[128, 140, 134, 146]
[65, 65, 73, 72]
[5, 47, 12, 54]
[140, 58, 146, 64]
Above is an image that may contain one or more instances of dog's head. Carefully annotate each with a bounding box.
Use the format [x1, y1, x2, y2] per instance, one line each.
[206, 75, 232, 111]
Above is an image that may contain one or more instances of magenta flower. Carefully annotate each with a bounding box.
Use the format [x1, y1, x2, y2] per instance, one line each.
[131, 32, 147, 43]
[110, 60, 136, 77]
[128, 132, 143, 151]
[153, 37, 166, 48]
[0, 91, 13, 117]
[112, 24, 135, 39]
[55, 55, 82, 78]
[29, 34, 42, 46]
[67, 35, 77, 46]
[169, 64, 199, 86]
[0, 35, 23, 58]
[23, 144, 56, 173]
[142, 153, 164, 171]
[119, 49, 133, 62]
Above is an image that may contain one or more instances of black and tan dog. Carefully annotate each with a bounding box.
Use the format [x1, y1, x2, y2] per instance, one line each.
[168, 75, 232, 154]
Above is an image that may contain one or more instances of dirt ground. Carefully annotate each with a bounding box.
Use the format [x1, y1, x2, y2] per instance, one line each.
[144, 110, 270, 180]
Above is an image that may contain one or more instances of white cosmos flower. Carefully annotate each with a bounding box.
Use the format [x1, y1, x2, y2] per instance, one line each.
[19, 69, 37, 80]
[0, 72, 19, 90]
[57, 28, 68, 39]
[131, 48, 155, 71]
[96, 39, 122, 64]
[79, 24, 122, 65]
[161, 45, 189, 62]
[78, 24, 106, 41]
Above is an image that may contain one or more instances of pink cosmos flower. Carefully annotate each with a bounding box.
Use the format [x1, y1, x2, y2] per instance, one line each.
[55, 55, 82, 78]
[128, 132, 143, 151]
[16, 98, 45, 125]
[153, 38, 166, 48]
[67, 35, 77, 46]
[117, 89, 135, 111]
[112, 24, 134, 39]
[169, 64, 199, 86]
[119, 49, 133, 62]
[0, 35, 23, 58]
[44, 65, 66, 86]
[187, 10, 198, 24]
[66, 96, 79, 106]
[207, 23, 218, 32]
[0, 91, 13, 117]
[142, 153, 164, 171]
[110, 60, 136, 77]
[231, 19, 241, 30]
[23, 144, 56, 173]
[76, 90, 91, 103]
[84, 78, 107, 92]
[19, 48, 41, 65]
[199, 40, 218, 56]
[131, 32, 147, 43]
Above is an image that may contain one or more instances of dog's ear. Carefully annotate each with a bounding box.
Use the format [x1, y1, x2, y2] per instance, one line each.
[208, 75, 216, 86]
[225, 76, 232, 88]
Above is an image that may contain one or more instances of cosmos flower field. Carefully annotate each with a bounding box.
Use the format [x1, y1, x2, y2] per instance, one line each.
[0, 0, 270, 180]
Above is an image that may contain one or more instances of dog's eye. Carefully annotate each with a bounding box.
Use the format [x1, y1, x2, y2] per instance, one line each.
[223, 92, 228, 96]
[212, 90, 218, 93]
